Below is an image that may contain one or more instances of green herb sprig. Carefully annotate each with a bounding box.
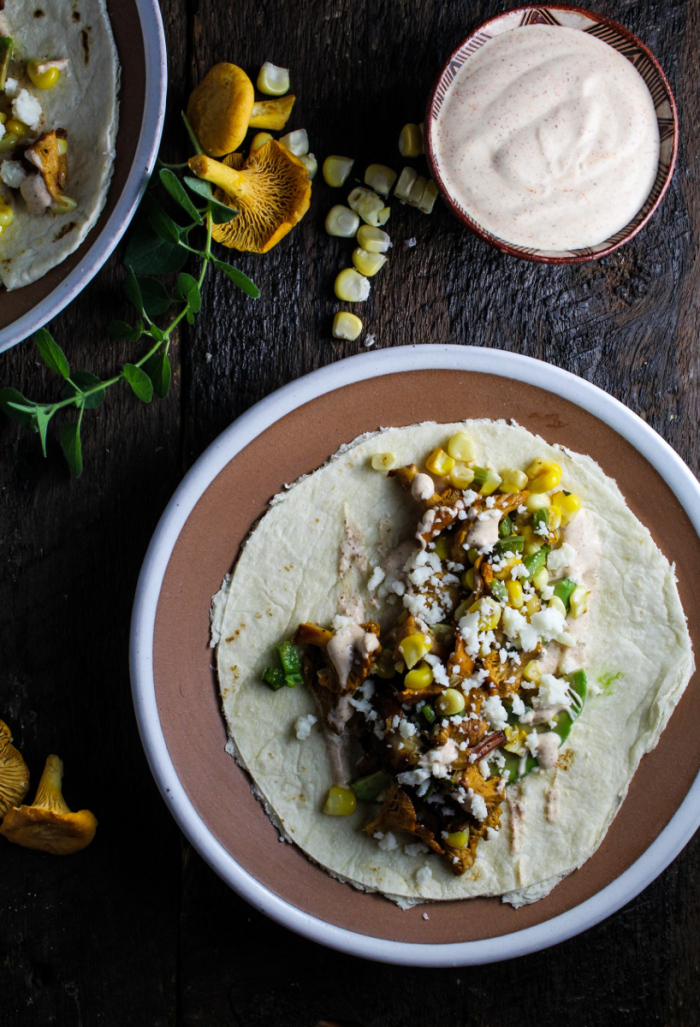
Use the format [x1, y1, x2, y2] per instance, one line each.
[0, 114, 259, 476]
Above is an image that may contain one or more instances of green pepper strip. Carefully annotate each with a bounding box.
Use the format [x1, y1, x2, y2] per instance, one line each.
[493, 535, 525, 557]
[553, 577, 577, 611]
[499, 514, 514, 539]
[523, 544, 551, 579]
[262, 666, 285, 691]
[472, 466, 488, 488]
[276, 640, 303, 687]
[422, 704, 436, 725]
[531, 507, 549, 536]
[501, 670, 587, 782]
[490, 579, 508, 603]
[350, 771, 392, 802]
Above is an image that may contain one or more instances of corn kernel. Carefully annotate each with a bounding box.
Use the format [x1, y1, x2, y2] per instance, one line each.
[480, 468, 503, 496]
[525, 492, 551, 512]
[467, 548, 479, 565]
[569, 585, 589, 619]
[332, 311, 363, 341]
[532, 566, 549, 591]
[398, 122, 424, 157]
[352, 247, 387, 277]
[27, 59, 60, 90]
[56, 137, 68, 157]
[425, 446, 455, 476]
[445, 829, 469, 849]
[505, 580, 524, 608]
[394, 166, 417, 202]
[256, 62, 290, 96]
[504, 725, 528, 755]
[323, 155, 354, 187]
[434, 536, 450, 560]
[418, 180, 439, 214]
[462, 568, 476, 591]
[5, 117, 26, 137]
[0, 132, 18, 153]
[279, 128, 309, 156]
[548, 595, 567, 618]
[525, 596, 541, 617]
[523, 660, 542, 684]
[498, 467, 528, 493]
[397, 633, 432, 669]
[408, 173, 427, 207]
[371, 452, 396, 471]
[447, 432, 476, 462]
[325, 204, 360, 238]
[348, 186, 387, 227]
[449, 461, 475, 489]
[526, 458, 562, 493]
[551, 490, 582, 526]
[436, 688, 466, 716]
[404, 662, 434, 690]
[323, 785, 357, 816]
[356, 225, 391, 253]
[493, 555, 522, 581]
[364, 163, 397, 198]
[334, 268, 370, 302]
[469, 596, 501, 630]
[547, 506, 562, 530]
[0, 112, 6, 124]
[300, 153, 317, 178]
[0, 203, 14, 228]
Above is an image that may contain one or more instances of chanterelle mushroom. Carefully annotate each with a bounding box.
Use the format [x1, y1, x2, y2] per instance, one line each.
[0, 719, 30, 820]
[186, 63, 255, 157]
[24, 130, 76, 214]
[0, 754, 97, 855]
[188, 141, 311, 253]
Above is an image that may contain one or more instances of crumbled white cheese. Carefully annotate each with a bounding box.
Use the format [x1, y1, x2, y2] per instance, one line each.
[13, 89, 42, 131]
[467, 788, 488, 821]
[547, 542, 577, 577]
[510, 563, 528, 579]
[405, 841, 429, 857]
[294, 714, 317, 740]
[423, 653, 449, 686]
[4, 77, 17, 97]
[416, 864, 433, 887]
[511, 694, 526, 716]
[377, 831, 398, 851]
[486, 826, 500, 841]
[422, 912, 430, 920]
[482, 694, 508, 731]
[529, 605, 567, 641]
[399, 718, 417, 739]
[367, 565, 385, 591]
[536, 673, 572, 709]
[478, 757, 490, 779]
[501, 606, 539, 651]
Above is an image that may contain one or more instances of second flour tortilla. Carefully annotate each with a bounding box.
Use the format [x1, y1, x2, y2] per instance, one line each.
[214, 419, 693, 905]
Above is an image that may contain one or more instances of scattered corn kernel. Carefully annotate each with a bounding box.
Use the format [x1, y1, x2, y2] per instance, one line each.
[498, 468, 528, 493]
[325, 204, 360, 238]
[493, 556, 522, 580]
[434, 536, 450, 560]
[323, 154, 354, 187]
[548, 595, 567, 618]
[334, 268, 370, 302]
[398, 122, 424, 157]
[332, 311, 363, 341]
[445, 829, 469, 849]
[357, 225, 391, 253]
[5, 117, 26, 137]
[525, 492, 551, 512]
[0, 132, 18, 152]
[323, 785, 357, 816]
[250, 133, 273, 153]
[523, 660, 542, 684]
[505, 580, 524, 608]
[299, 153, 317, 178]
[525, 596, 542, 617]
[449, 461, 475, 489]
[527, 458, 562, 493]
[436, 688, 466, 716]
[551, 490, 582, 525]
[352, 247, 387, 277]
[425, 446, 455, 476]
[348, 186, 389, 227]
[371, 452, 396, 471]
[532, 567, 549, 591]
[27, 58, 60, 90]
[523, 541, 542, 557]
[0, 203, 13, 229]
[394, 166, 417, 202]
[447, 432, 476, 462]
[547, 506, 562, 530]
[480, 468, 502, 496]
[470, 597, 501, 631]
[404, 662, 434, 690]
[56, 137, 68, 157]
[467, 548, 479, 564]
[279, 128, 309, 156]
[256, 62, 290, 96]
[569, 585, 589, 619]
[0, 112, 6, 124]
[397, 633, 432, 669]
[462, 568, 476, 591]
[504, 725, 528, 755]
[418, 180, 439, 214]
[364, 163, 397, 198]
[408, 173, 427, 207]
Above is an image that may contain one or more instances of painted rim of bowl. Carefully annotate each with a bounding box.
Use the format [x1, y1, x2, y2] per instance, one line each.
[130, 344, 700, 966]
[0, 0, 167, 354]
[424, 4, 679, 265]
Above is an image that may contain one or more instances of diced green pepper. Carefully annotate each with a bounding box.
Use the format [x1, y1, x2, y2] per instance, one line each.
[493, 535, 525, 557]
[489, 579, 508, 603]
[276, 640, 303, 687]
[262, 666, 285, 691]
[350, 770, 392, 802]
[472, 466, 488, 488]
[523, 544, 551, 579]
[553, 577, 577, 612]
[421, 703, 436, 725]
[501, 669, 587, 782]
[531, 507, 549, 536]
[498, 514, 513, 539]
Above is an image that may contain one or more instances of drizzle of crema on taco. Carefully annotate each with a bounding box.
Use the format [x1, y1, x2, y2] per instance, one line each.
[0, 0, 119, 290]
[212, 420, 693, 907]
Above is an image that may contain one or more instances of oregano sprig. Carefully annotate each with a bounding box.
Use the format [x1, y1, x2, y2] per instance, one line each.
[0, 115, 259, 476]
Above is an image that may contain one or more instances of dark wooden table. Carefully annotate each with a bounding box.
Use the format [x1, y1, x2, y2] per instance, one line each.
[2, 0, 699, 1022]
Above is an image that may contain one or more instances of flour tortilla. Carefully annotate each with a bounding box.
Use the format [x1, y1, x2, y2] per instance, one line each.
[0, 0, 119, 290]
[214, 420, 693, 905]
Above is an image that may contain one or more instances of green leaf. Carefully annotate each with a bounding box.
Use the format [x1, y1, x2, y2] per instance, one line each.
[108, 320, 143, 342]
[183, 175, 213, 201]
[145, 195, 181, 245]
[35, 328, 70, 379]
[35, 407, 51, 456]
[122, 363, 153, 403]
[159, 168, 203, 224]
[176, 272, 202, 313]
[143, 351, 171, 399]
[124, 266, 144, 315]
[124, 219, 188, 275]
[0, 387, 37, 430]
[181, 110, 203, 155]
[137, 276, 173, 317]
[213, 259, 260, 298]
[70, 371, 106, 410]
[209, 199, 239, 225]
[60, 419, 83, 477]
[147, 324, 165, 343]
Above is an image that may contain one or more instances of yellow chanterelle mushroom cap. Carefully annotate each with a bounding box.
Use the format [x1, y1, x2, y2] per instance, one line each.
[188, 140, 311, 253]
[186, 63, 255, 157]
[0, 719, 30, 820]
[0, 754, 97, 855]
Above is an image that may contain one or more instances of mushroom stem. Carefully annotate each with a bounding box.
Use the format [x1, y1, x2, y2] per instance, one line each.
[33, 754, 71, 815]
[188, 154, 249, 204]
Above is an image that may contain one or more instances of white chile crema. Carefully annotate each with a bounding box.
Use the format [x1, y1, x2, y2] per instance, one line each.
[434, 25, 660, 251]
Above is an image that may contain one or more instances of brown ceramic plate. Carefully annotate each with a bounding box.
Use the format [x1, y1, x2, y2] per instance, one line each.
[0, 0, 167, 353]
[424, 5, 679, 264]
[131, 346, 700, 965]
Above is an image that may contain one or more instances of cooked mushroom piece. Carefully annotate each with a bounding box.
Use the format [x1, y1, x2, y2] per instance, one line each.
[19, 172, 52, 215]
[186, 62, 255, 157]
[0, 754, 97, 855]
[24, 130, 76, 213]
[0, 719, 29, 820]
[188, 140, 311, 253]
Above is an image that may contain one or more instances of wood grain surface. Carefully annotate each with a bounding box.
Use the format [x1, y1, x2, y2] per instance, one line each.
[1, 0, 699, 1023]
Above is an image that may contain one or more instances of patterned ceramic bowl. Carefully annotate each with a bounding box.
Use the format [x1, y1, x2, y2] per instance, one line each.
[424, 5, 678, 264]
